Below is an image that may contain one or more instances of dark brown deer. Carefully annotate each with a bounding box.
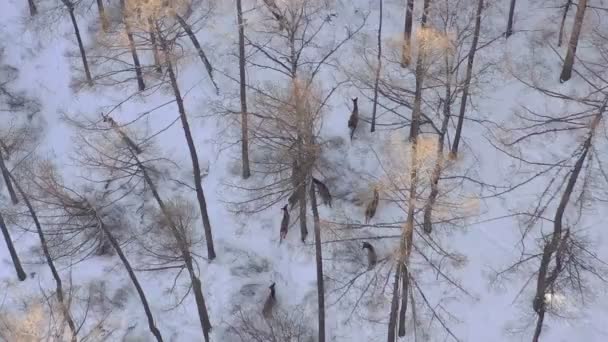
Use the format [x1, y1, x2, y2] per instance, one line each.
[364, 188, 379, 223]
[312, 177, 332, 208]
[262, 282, 276, 318]
[348, 97, 359, 140]
[362, 242, 377, 270]
[279, 204, 289, 242]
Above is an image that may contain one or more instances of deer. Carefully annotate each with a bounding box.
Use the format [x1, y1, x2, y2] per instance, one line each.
[262, 282, 276, 318]
[362, 242, 377, 270]
[348, 97, 359, 140]
[279, 204, 289, 242]
[365, 187, 379, 223]
[312, 177, 332, 208]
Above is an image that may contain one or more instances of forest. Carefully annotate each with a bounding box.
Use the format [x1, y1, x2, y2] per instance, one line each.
[1, 0, 608, 341]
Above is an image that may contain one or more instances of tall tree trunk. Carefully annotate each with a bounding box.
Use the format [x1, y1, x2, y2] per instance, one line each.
[531, 103, 604, 342]
[122, 132, 212, 341]
[148, 18, 162, 74]
[120, 0, 145, 91]
[407, 0, 432, 141]
[298, 181, 308, 242]
[158, 31, 216, 260]
[559, 0, 587, 82]
[557, 0, 573, 47]
[397, 264, 409, 336]
[0, 212, 26, 281]
[236, 0, 251, 178]
[371, 0, 383, 133]
[8, 172, 77, 341]
[27, 0, 37, 16]
[90, 208, 164, 342]
[423, 68, 452, 234]
[390, 121, 421, 341]
[386, 264, 401, 342]
[450, 0, 484, 157]
[310, 184, 325, 342]
[175, 15, 220, 94]
[0, 150, 18, 204]
[63, 1, 93, 86]
[96, 0, 109, 32]
[400, 0, 414, 67]
[505, 0, 516, 37]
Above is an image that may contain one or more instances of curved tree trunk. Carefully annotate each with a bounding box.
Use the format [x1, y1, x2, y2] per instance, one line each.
[559, 0, 587, 82]
[310, 184, 325, 342]
[450, 0, 484, 157]
[236, 0, 251, 178]
[8, 172, 77, 341]
[158, 29, 217, 261]
[0, 212, 26, 281]
[531, 101, 604, 342]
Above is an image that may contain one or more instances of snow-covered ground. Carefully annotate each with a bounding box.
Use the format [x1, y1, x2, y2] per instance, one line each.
[1, 0, 608, 341]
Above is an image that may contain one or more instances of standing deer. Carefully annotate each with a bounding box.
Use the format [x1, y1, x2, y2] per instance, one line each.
[262, 282, 276, 318]
[312, 177, 332, 207]
[348, 97, 359, 140]
[279, 204, 289, 242]
[361, 242, 377, 270]
[365, 188, 379, 223]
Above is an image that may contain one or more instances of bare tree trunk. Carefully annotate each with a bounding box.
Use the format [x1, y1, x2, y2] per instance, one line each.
[531, 103, 604, 342]
[390, 104, 421, 340]
[400, 0, 414, 67]
[387, 264, 401, 342]
[124, 137, 212, 341]
[236, 0, 251, 178]
[559, 0, 587, 83]
[310, 184, 325, 342]
[8, 172, 77, 341]
[371, 0, 383, 133]
[0, 150, 18, 204]
[148, 18, 162, 74]
[90, 207, 163, 342]
[175, 15, 220, 94]
[397, 264, 409, 336]
[120, 0, 145, 91]
[557, 0, 573, 47]
[505, 0, 516, 37]
[299, 182, 308, 242]
[158, 31, 217, 260]
[407, 0, 432, 142]
[96, 0, 109, 32]
[27, 0, 37, 16]
[423, 73, 452, 234]
[450, 0, 484, 157]
[0, 212, 26, 281]
[63, 1, 93, 86]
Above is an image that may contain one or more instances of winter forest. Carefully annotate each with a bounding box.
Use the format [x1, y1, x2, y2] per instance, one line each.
[1, 0, 607, 341]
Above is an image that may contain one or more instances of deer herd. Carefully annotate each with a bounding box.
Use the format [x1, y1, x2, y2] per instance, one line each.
[264, 98, 379, 318]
